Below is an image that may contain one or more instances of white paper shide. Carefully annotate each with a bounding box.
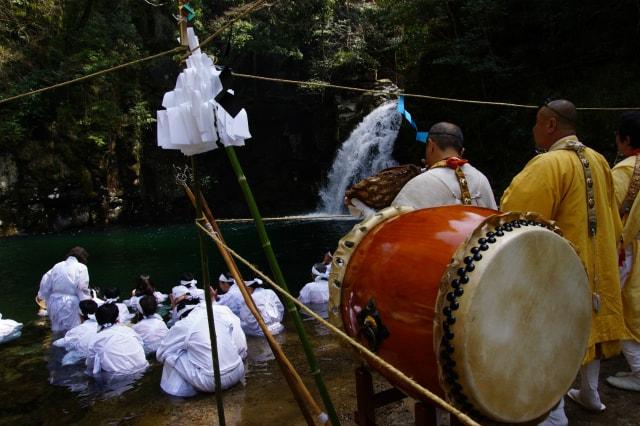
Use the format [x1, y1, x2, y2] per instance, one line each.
[157, 28, 251, 156]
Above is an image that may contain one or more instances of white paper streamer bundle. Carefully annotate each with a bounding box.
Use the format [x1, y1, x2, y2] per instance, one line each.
[157, 28, 251, 156]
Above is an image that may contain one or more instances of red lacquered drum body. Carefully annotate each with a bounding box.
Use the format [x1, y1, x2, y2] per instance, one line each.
[329, 205, 591, 423]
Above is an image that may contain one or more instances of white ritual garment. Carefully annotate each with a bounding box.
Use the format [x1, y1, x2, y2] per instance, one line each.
[392, 163, 497, 210]
[156, 308, 244, 397]
[239, 288, 285, 337]
[0, 313, 23, 344]
[298, 278, 329, 304]
[38, 256, 91, 332]
[86, 324, 149, 376]
[157, 28, 251, 156]
[113, 302, 133, 324]
[53, 317, 98, 354]
[210, 304, 247, 360]
[133, 314, 169, 354]
[217, 284, 244, 316]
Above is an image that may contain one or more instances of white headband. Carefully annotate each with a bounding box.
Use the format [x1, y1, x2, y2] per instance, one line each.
[218, 273, 235, 283]
[180, 279, 198, 288]
[105, 297, 119, 304]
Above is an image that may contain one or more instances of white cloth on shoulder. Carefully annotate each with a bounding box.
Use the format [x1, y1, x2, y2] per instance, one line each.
[239, 288, 285, 337]
[85, 324, 148, 376]
[38, 256, 91, 332]
[133, 314, 169, 354]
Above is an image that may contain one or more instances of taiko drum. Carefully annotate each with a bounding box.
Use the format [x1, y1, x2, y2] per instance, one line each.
[329, 205, 591, 423]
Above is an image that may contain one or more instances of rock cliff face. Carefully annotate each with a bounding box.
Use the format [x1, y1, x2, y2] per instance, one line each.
[0, 78, 399, 235]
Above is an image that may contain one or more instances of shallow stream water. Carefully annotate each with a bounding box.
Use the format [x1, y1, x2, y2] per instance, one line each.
[0, 219, 416, 425]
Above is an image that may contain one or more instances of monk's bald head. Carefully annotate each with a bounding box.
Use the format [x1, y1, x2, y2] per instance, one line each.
[428, 122, 464, 152]
[540, 99, 577, 131]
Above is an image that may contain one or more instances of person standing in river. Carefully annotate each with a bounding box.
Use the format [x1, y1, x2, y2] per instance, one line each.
[501, 99, 627, 424]
[392, 122, 497, 209]
[37, 246, 92, 333]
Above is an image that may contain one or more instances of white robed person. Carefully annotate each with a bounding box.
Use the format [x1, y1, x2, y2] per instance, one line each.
[392, 122, 496, 210]
[238, 278, 285, 337]
[52, 299, 99, 365]
[132, 295, 169, 355]
[85, 303, 148, 378]
[38, 247, 92, 333]
[156, 298, 245, 397]
[178, 272, 206, 301]
[217, 273, 244, 316]
[299, 263, 330, 305]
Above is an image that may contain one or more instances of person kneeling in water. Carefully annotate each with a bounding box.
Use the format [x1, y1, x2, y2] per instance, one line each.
[238, 278, 285, 337]
[85, 303, 148, 377]
[156, 298, 244, 397]
[53, 299, 99, 365]
[132, 295, 168, 355]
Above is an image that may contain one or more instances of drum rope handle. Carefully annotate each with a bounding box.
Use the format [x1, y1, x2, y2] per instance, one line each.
[195, 221, 482, 426]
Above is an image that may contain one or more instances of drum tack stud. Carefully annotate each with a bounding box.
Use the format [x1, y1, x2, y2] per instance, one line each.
[465, 263, 475, 272]
[459, 275, 470, 284]
[451, 279, 461, 288]
[487, 236, 496, 243]
[359, 226, 368, 233]
[454, 287, 464, 297]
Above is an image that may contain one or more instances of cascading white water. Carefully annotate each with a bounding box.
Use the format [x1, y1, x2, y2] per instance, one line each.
[317, 101, 402, 214]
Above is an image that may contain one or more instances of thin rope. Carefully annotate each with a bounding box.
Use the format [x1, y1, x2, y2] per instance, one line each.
[232, 72, 640, 111]
[215, 214, 357, 223]
[0, 46, 186, 105]
[0, 0, 269, 106]
[195, 221, 481, 426]
[1, 0, 636, 112]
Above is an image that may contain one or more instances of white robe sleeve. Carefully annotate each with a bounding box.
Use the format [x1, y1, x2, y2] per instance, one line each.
[157, 322, 189, 367]
[75, 264, 91, 301]
[38, 269, 53, 300]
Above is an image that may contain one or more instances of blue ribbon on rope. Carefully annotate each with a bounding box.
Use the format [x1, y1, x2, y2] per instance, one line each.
[396, 96, 428, 143]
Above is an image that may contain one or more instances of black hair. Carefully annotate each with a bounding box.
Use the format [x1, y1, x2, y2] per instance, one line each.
[79, 299, 98, 318]
[104, 287, 120, 300]
[96, 303, 119, 327]
[619, 111, 640, 149]
[176, 297, 200, 320]
[66, 246, 89, 265]
[139, 295, 158, 318]
[313, 263, 327, 274]
[428, 122, 464, 152]
[180, 272, 194, 282]
[134, 275, 156, 297]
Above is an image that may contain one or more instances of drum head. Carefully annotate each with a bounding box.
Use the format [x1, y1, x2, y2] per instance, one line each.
[435, 214, 591, 422]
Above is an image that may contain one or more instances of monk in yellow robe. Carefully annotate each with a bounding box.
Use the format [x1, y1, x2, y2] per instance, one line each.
[501, 99, 626, 422]
[607, 111, 640, 392]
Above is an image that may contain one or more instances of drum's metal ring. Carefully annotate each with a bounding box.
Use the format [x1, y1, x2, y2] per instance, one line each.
[328, 206, 415, 327]
[434, 211, 563, 416]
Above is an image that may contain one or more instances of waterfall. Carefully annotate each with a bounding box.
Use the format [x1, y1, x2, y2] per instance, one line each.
[317, 101, 402, 214]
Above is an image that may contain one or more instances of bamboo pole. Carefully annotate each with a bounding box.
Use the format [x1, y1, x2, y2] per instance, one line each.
[191, 157, 226, 425]
[180, 183, 328, 425]
[224, 146, 341, 425]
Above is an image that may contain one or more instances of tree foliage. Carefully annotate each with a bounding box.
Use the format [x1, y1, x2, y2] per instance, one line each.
[1, 0, 639, 232]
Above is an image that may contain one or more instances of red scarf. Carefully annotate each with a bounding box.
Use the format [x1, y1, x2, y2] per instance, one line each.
[445, 157, 469, 169]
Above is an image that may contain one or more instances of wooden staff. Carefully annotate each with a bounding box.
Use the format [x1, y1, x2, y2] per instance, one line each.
[181, 181, 328, 425]
[224, 145, 341, 425]
[190, 158, 226, 425]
